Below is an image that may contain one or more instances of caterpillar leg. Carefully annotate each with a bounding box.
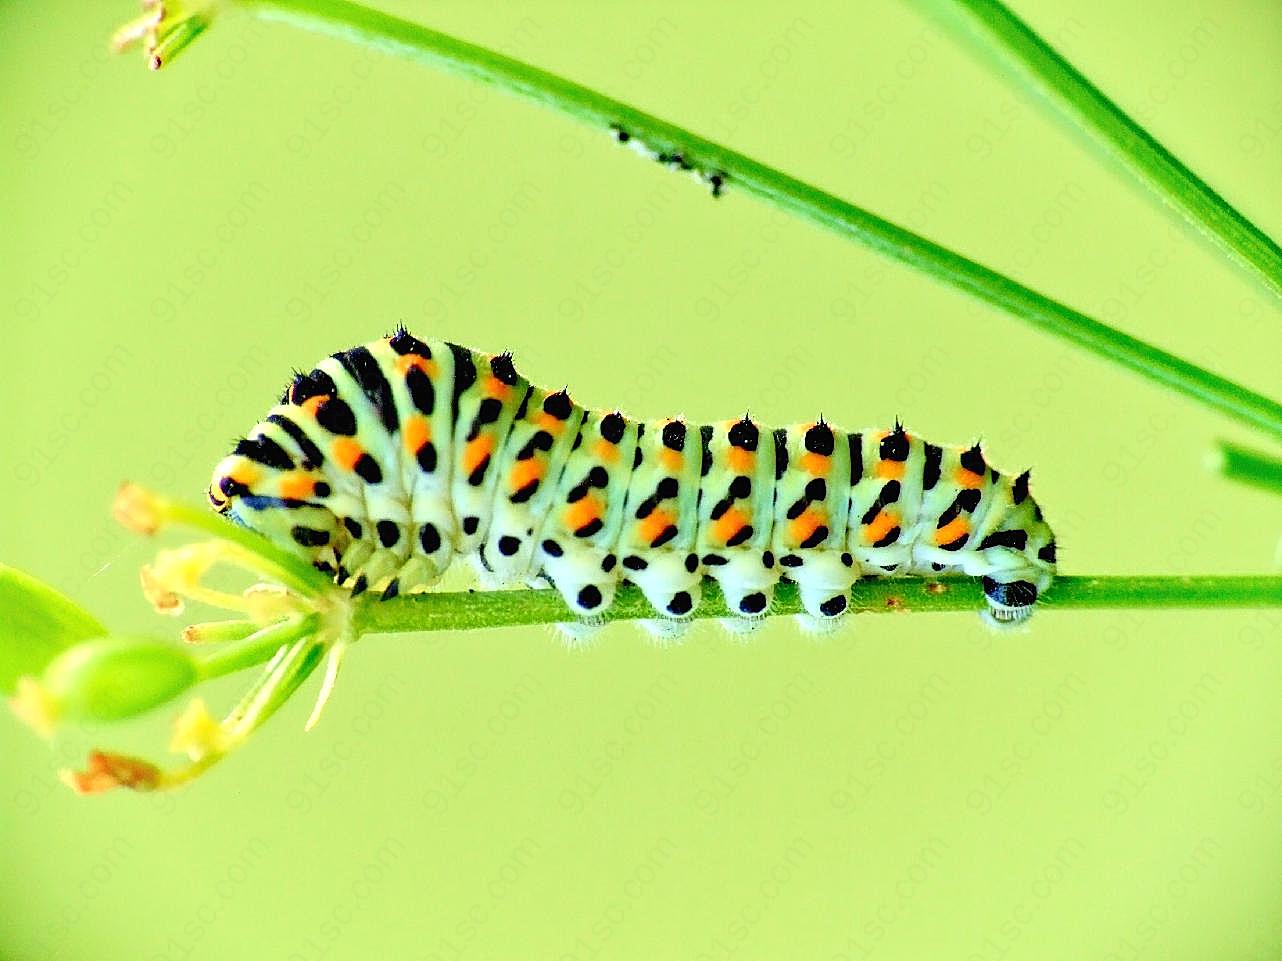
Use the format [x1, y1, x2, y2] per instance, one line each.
[336, 543, 405, 596]
[718, 616, 765, 637]
[540, 546, 620, 619]
[555, 618, 603, 647]
[789, 552, 857, 623]
[794, 612, 849, 636]
[705, 553, 778, 629]
[980, 572, 1049, 628]
[627, 554, 702, 640]
[639, 617, 692, 644]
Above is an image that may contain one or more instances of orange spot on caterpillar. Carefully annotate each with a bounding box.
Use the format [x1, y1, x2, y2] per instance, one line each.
[461, 435, 494, 475]
[394, 354, 436, 378]
[593, 439, 619, 464]
[798, 452, 830, 476]
[862, 509, 899, 546]
[934, 516, 970, 546]
[875, 460, 905, 480]
[712, 506, 750, 545]
[790, 507, 825, 546]
[536, 412, 565, 433]
[484, 375, 510, 400]
[564, 495, 603, 532]
[954, 467, 985, 489]
[332, 437, 364, 471]
[302, 396, 327, 417]
[660, 449, 683, 472]
[228, 464, 260, 489]
[637, 508, 675, 545]
[278, 472, 315, 501]
[509, 457, 543, 491]
[727, 447, 754, 472]
[402, 415, 431, 455]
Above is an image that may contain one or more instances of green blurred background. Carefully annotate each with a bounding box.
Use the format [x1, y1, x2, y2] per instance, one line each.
[3, 1, 1282, 958]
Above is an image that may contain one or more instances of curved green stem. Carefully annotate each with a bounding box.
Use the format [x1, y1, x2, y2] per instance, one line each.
[216, 0, 1282, 442]
[946, 0, 1282, 302]
[353, 576, 1282, 635]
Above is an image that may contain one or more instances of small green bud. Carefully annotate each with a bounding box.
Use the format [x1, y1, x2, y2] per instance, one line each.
[43, 636, 200, 724]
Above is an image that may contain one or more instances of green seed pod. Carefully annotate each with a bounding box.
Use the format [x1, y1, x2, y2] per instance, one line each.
[42, 636, 200, 723]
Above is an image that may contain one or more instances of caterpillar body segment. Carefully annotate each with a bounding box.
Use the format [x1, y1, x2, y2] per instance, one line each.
[209, 329, 1057, 632]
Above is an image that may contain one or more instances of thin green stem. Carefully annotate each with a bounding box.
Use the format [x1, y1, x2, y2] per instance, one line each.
[946, 0, 1282, 301]
[194, 614, 319, 680]
[226, 0, 1282, 441]
[353, 576, 1282, 635]
[1212, 441, 1282, 497]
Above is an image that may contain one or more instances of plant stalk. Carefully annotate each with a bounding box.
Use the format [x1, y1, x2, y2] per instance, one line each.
[353, 575, 1282, 635]
[946, 0, 1282, 302]
[228, 0, 1282, 442]
[1213, 441, 1282, 497]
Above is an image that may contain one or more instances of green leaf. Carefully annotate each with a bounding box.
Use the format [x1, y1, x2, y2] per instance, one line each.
[0, 564, 108, 695]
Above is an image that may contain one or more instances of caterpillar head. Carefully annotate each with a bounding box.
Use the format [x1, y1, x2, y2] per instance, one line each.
[207, 460, 243, 516]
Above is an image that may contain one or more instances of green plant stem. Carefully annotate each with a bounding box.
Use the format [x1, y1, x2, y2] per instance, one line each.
[195, 615, 318, 679]
[947, 0, 1282, 302]
[232, 0, 1282, 442]
[1212, 441, 1282, 497]
[353, 576, 1282, 635]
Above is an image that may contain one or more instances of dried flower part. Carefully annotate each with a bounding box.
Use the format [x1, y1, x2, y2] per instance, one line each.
[61, 751, 163, 794]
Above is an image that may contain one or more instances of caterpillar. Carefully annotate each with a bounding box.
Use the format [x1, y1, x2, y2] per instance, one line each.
[208, 328, 1056, 635]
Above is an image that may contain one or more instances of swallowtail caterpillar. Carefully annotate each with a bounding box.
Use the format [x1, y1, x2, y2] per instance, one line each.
[209, 329, 1057, 638]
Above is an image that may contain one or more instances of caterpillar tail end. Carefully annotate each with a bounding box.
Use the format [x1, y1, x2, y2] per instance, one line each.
[979, 572, 1051, 632]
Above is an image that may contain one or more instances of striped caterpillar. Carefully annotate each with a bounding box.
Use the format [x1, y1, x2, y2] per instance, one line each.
[209, 329, 1057, 636]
